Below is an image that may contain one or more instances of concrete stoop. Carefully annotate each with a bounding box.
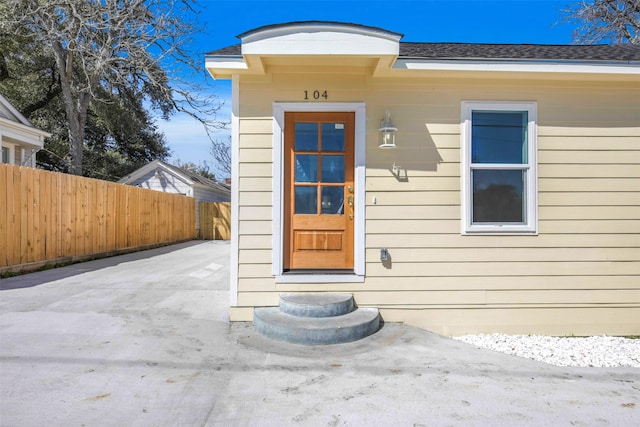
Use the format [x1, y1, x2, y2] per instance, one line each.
[253, 293, 380, 345]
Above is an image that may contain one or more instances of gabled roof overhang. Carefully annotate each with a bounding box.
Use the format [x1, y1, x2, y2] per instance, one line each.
[206, 22, 402, 79]
[0, 117, 51, 148]
[206, 22, 640, 82]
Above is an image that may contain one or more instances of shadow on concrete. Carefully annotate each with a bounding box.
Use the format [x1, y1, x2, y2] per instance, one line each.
[0, 240, 206, 291]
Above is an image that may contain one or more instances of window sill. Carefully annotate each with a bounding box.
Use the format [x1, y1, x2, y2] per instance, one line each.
[463, 227, 538, 235]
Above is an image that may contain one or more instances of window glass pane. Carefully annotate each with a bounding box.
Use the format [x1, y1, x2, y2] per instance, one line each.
[322, 123, 345, 152]
[472, 111, 527, 164]
[1, 147, 8, 164]
[321, 187, 344, 215]
[295, 123, 318, 151]
[472, 169, 524, 223]
[321, 155, 344, 183]
[295, 154, 318, 182]
[295, 186, 317, 214]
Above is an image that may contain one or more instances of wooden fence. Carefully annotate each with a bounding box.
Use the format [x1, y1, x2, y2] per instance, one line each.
[1, 164, 195, 271]
[199, 202, 231, 240]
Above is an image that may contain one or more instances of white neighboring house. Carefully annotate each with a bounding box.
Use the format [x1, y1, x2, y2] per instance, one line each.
[0, 94, 50, 167]
[118, 159, 231, 233]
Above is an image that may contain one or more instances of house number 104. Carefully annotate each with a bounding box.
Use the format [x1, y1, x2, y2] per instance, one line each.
[304, 90, 328, 100]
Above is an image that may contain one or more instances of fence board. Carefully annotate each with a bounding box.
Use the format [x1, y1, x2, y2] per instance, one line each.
[0, 166, 8, 266]
[1, 164, 196, 270]
[32, 167, 42, 263]
[199, 202, 231, 240]
[20, 167, 29, 264]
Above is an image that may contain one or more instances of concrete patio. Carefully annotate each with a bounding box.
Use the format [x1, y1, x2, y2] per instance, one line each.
[1, 241, 638, 426]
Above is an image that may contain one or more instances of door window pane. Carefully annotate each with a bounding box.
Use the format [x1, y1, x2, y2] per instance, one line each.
[321, 187, 344, 215]
[295, 186, 317, 214]
[322, 123, 345, 152]
[295, 154, 318, 182]
[472, 170, 524, 223]
[321, 155, 344, 183]
[295, 123, 318, 151]
[472, 111, 527, 164]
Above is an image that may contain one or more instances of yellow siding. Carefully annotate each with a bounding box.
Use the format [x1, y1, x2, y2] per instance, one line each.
[233, 70, 640, 335]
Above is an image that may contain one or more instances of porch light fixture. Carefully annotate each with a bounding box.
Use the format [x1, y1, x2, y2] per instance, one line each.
[378, 110, 397, 149]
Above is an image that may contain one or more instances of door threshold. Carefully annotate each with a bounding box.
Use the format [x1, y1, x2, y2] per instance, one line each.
[283, 269, 354, 275]
[276, 271, 364, 284]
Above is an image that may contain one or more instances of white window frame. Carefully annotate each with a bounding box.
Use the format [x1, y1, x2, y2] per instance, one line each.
[461, 101, 538, 234]
[1, 145, 9, 164]
[272, 102, 366, 283]
[1, 142, 15, 165]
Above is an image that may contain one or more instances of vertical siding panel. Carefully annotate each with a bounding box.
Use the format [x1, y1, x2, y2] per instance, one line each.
[39, 170, 48, 260]
[156, 191, 165, 243]
[21, 166, 30, 264]
[117, 183, 126, 250]
[31, 168, 43, 263]
[96, 180, 106, 253]
[76, 175, 87, 256]
[106, 182, 117, 252]
[87, 177, 96, 255]
[159, 191, 167, 242]
[47, 173, 62, 259]
[11, 165, 21, 266]
[61, 173, 73, 257]
[0, 165, 9, 267]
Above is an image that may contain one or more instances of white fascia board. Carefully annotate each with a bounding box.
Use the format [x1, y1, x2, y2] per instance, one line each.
[0, 117, 51, 146]
[205, 56, 248, 79]
[240, 23, 400, 57]
[0, 94, 32, 127]
[118, 160, 193, 187]
[394, 59, 640, 75]
[242, 32, 399, 56]
[205, 56, 247, 71]
[229, 74, 240, 307]
[157, 162, 195, 186]
[241, 22, 401, 43]
[118, 161, 158, 184]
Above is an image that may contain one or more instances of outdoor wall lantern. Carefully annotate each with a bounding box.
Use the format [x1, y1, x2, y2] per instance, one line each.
[378, 110, 397, 149]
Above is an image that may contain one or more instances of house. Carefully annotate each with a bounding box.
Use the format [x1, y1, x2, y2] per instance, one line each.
[118, 159, 230, 235]
[0, 94, 50, 167]
[205, 21, 640, 336]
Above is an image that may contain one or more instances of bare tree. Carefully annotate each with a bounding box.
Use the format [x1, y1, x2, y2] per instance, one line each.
[210, 136, 231, 179]
[1, 0, 225, 175]
[562, 0, 640, 44]
[173, 158, 216, 180]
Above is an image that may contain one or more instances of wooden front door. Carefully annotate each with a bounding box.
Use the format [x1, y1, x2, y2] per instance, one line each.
[284, 112, 355, 271]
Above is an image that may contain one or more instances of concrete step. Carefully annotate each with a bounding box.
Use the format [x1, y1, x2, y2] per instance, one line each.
[279, 293, 354, 318]
[253, 306, 380, 345]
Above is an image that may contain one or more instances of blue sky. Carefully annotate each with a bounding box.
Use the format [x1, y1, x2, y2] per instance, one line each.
[159, 0, 577, 172]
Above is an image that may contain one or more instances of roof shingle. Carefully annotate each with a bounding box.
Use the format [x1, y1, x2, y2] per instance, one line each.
[207, 41, 640, 63]
[399, 42, 640, 62]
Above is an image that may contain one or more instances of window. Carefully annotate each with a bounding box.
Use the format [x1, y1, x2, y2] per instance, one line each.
[1, 147, 8, 164]
[461, 101, 537, 233]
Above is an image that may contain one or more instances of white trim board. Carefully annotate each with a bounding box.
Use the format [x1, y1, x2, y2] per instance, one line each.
[395, 59, 640, 75]
[229, 75, 240, 307]
[460, 100, 538, 235]
[272, 102, 366, 283]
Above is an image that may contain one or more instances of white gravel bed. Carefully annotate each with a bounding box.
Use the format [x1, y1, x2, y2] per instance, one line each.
[452, 334, 640, 368]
